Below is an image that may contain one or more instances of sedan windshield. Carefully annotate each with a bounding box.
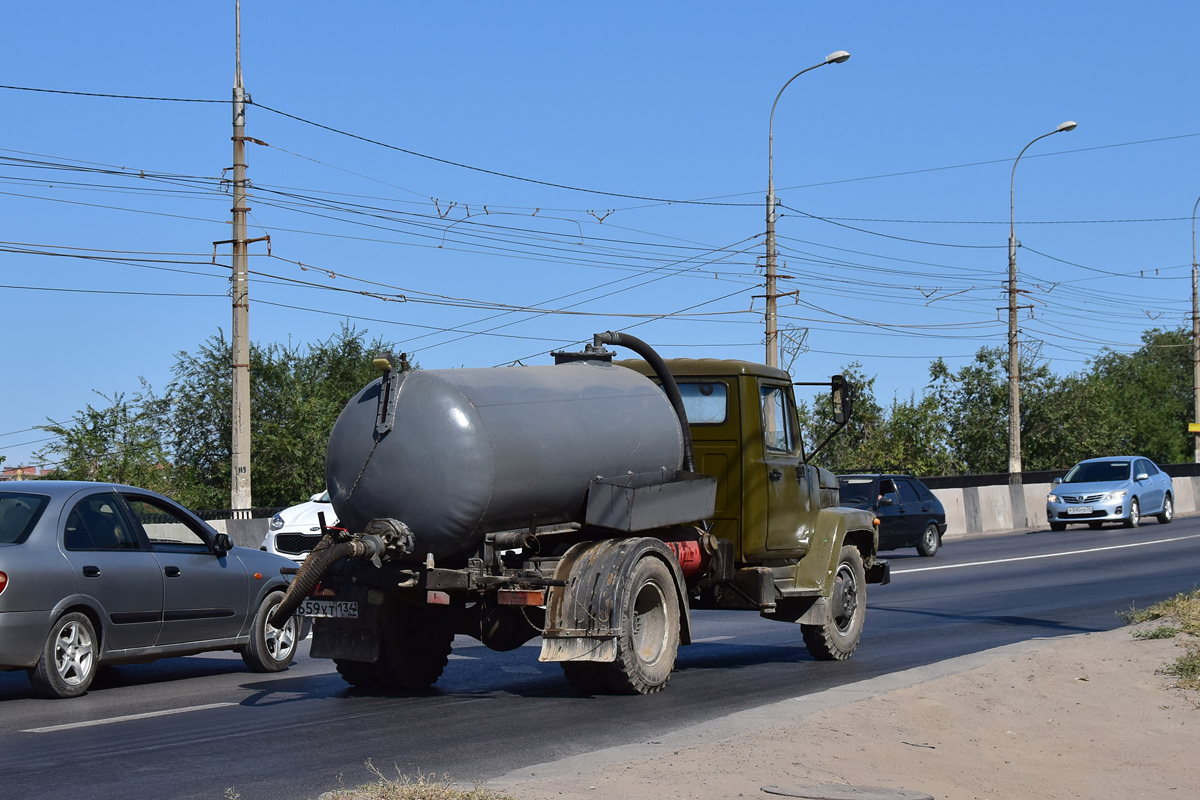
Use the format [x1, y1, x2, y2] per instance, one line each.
[0, 492, 51, 544]
[1064, 461, 1131, 483]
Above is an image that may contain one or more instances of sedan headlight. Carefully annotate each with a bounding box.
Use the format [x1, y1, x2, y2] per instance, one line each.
[1103, 490, 1127, 503]
[269, 513, 285, 531]
[1047, 494, 1059, 503]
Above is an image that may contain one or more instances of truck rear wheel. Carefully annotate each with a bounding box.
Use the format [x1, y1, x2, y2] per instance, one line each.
[334, 605, 454, 692]
[375, 606, 454, 692]
[564, 555, 681, 695]
[802, 545, 866, 661]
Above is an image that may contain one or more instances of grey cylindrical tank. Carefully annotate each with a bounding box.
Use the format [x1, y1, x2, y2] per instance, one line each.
[325, 359, 683, 561]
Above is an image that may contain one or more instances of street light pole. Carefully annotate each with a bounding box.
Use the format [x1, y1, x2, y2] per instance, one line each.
[1192, 195, 1200, 463]
[765, 50, 849, 370]
[1007, 120, 1076, 485]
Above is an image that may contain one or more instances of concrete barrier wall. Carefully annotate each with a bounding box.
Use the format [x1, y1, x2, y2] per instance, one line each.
[931, 476, 1200, 539]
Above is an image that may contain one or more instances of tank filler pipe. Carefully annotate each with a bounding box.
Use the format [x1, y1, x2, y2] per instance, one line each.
[593, 330, 696, 473]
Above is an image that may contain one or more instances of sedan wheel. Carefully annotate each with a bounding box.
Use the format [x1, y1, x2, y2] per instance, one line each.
[1123, 498, 1140, 529]
[916, 523, 940, 557]
[29, 612, 98, 699]
[1157, 495, 1173, 525]
[242, 590, 299, 673]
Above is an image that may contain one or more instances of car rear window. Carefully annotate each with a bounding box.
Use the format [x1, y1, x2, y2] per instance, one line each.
[1064, 461, 1131, 483]
[838, 477, 876, 507]
[678, 381, 728, 425]
[0, 492, 50, 545]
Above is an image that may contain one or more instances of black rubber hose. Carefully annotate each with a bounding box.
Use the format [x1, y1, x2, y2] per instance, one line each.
[594, 330, 696, 473]
[269, 535, 360, 628]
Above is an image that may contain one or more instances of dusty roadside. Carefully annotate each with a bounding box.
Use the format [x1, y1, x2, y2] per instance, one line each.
[487, 623, 1198, 800]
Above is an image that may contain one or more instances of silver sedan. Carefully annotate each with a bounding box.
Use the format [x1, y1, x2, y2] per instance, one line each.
[0, 481, 301, 698]
[1046, 456, 1174, 531]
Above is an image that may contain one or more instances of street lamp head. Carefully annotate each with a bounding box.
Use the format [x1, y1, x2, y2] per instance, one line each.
[825, 50, 851, 64]
[1057, 120, 1078, 133]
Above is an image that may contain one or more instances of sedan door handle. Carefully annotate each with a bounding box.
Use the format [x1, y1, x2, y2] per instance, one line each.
[164, 566, 181, 578]
[82, 565, 101, 578]
[769, 468, 783, 481]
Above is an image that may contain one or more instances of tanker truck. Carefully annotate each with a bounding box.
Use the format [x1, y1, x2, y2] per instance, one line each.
[271, 331, 887, 695]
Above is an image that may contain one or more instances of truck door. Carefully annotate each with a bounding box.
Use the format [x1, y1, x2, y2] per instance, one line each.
[760, 382, 814, 552]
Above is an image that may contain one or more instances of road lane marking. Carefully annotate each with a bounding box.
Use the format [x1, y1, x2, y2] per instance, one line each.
[892, 533, 1200, 575]
[23, 702, 236, 733]
[692, 635, 734, 642]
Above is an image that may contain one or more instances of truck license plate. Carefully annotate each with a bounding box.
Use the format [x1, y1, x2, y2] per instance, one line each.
[1066, 506, 1093, 515]
[297, 599, 358, 618]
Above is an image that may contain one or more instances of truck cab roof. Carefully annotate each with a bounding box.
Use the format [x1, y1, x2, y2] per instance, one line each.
[615, 357, 791, 382]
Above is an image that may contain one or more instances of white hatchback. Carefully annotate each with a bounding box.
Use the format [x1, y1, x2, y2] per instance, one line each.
[260, 491, 337, 563]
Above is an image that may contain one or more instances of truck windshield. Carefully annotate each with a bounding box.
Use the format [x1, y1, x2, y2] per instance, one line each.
[1063, 461, 1131, 483]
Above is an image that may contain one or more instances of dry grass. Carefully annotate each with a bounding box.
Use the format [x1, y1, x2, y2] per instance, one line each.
[1122, 588, 1200, 692]
[314, 762, 517, 800]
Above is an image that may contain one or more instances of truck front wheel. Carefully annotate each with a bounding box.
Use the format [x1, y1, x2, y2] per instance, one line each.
[802, 545, 866, 661]
[605, 555, 681, 694]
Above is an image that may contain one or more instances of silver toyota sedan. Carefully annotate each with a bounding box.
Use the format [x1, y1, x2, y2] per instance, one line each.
[0, 481, 301, 698]
[1046, 456, 1174, 531]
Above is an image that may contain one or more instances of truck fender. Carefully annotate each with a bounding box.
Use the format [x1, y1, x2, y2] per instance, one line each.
[814, 507, 876, 594]
[539, 536, 692, 664]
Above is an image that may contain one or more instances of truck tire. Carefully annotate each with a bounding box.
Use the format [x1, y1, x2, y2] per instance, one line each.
[802, 546, 866, 661]
[374, 606, 454, 692]
[605, 555, 681, 694]
[335, 658, 383, 689]
[333, 606, 454, 692]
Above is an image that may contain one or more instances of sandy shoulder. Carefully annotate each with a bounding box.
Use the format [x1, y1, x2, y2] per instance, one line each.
[493, 625, 1198, 800]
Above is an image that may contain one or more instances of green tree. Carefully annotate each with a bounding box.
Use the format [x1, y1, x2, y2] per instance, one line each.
[36, 384, 174, 492]
[1089, 327, 1192, 464]
[168, 324, 399, 509]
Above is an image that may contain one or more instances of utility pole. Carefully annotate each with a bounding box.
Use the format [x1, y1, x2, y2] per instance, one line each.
[764, 51, 849, 370]
[1192, 195, 1200, 463]
[1005, 121, 1076, 485]
[230, 0, 252, 515]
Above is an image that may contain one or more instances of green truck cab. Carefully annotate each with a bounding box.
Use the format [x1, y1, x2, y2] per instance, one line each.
[622, 358, 887, 658]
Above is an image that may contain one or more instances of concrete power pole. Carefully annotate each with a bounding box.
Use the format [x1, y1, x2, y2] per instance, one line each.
[1192, 195, 1200, 463]
[230, 0, 252, 515]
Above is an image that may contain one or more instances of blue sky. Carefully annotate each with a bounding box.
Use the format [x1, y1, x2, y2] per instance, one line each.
[3, 1, 1198, 469]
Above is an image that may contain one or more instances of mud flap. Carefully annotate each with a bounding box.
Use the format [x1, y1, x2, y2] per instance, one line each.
[539, 537, 691, 663]
[866, 558, 890, 585]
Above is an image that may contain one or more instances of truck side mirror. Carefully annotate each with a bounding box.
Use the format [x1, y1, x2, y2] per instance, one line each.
[831, 375, 852, 425]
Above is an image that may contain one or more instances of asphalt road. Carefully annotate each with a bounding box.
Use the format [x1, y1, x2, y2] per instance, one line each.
[3, 519, 1199, 800]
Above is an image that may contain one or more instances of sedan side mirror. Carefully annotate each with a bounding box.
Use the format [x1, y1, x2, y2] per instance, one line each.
[213, 532, 234, 556]
[1135, 472, 1149, 482]
[1052, 477, 1063, 485]
[877, 496, 894, 507]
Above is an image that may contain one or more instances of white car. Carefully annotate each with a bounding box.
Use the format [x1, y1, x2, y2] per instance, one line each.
[260, 491, 337, 563]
